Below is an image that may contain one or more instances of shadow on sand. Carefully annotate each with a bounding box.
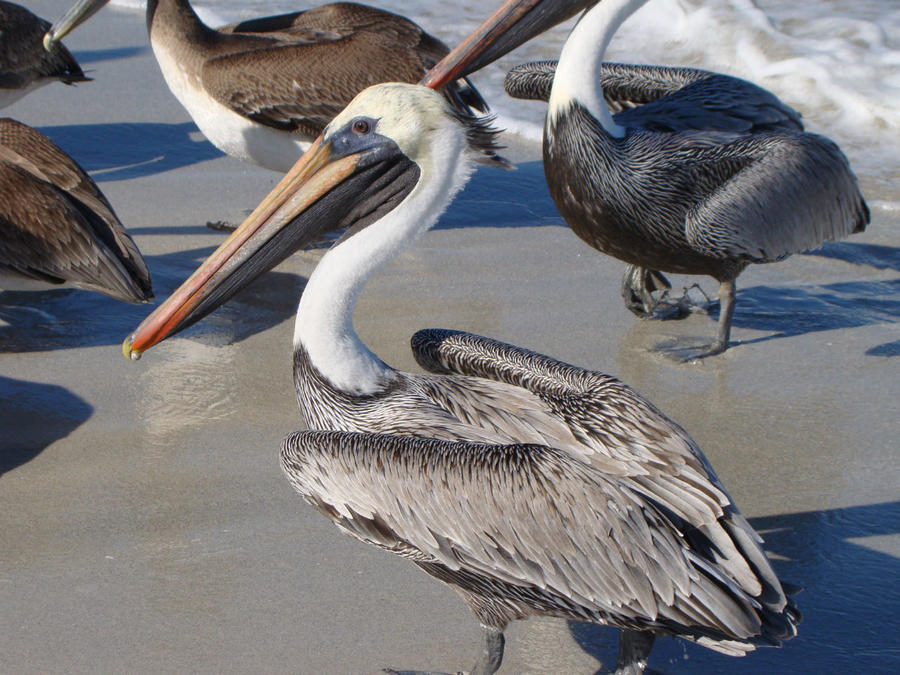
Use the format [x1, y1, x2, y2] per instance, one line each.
[804, 241, 900, 272]
[569, 500, 900, 673]
[0, 243, 302, 353]
[697, 277, 900, 353]
[35, 122, 225, 181]
[73, 45, 150, 65]
[0, 376, 93, 475]
[436, 161, 565, 230]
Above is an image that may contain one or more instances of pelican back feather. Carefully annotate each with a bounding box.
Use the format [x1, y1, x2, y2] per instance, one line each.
[204, 3, 487, 139]
[506, 61, 802, 133]
[0, 2, 89, 89]
[281, 429, 799, 647]
[411, 329, 794, 620]
[545, 102, 866, 276]
[684, 132, 869, 262]
[0, 119, 152, 301]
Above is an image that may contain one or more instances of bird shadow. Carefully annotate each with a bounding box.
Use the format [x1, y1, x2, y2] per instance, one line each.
[0, 243, 302, 353]
[803, 241, 900, 272]
[435, 161, 565, 230]
[35, 121, 225, 181]
[866, 340, 900, 357]
[569, 500, 900, 673]
[72, 45, 150, 64]
[710, 278, 900, 349]
[0, 376, 93, 475]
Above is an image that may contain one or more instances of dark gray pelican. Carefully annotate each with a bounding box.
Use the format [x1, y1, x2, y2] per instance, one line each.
[0, 1, 88, 108]
[0, 118, 152, 302]
[424, 0, 870, 357]
[122, 84, 798, 674]
[43, 0, 497, 172]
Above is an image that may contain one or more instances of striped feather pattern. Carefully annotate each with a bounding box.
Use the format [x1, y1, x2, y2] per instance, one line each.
[282, 429, 797, 650]
[546, 101, 868, 279]
[285, 329, 798, 653]
[0, 119, 152, 301]
[0, 1, 89, 101]
[506, 61, 802, 132]
[198, 2, 489, 139]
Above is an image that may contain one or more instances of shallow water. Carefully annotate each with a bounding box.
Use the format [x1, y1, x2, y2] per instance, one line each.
[106, 0, 900, 196]
[2, 1, 899, 674]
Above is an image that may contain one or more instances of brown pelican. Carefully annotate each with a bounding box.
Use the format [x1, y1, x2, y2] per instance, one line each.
[424, 0, 870, 357]
[122, 84, 798, 674]
[0, 1, 88, 108]
[43, 0, 498, 172]
[0, 118, 152, 302]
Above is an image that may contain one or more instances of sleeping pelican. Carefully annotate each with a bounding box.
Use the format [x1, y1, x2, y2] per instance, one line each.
[123, 84, 798, 674]
[0, 118, 152, 302]
[424, 0, 869, 357]
[43, 0, 498, 172]
[0, 1, 88, 108]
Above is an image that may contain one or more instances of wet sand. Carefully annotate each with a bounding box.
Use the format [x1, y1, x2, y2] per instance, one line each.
[2, 2, 899, 673]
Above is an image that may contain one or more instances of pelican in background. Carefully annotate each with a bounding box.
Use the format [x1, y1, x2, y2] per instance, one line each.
[0, 1, 89, 108]
[43, 0, 503, 173]
[122, 84, 798, 674]
[425, 0, 869, 357]
[0, 118, 152, 302]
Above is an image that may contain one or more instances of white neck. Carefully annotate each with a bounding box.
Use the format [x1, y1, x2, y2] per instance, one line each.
[548, 0, 649, 136]
[293, 131, 474, 395]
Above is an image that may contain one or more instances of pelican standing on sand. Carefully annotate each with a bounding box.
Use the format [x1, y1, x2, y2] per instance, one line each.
[43, 0, 496, 172]
[0, 118, 152, 302]
[0, 1, 88, 108]
[123, 84, 798, 674]
[425, 0, 870, 357]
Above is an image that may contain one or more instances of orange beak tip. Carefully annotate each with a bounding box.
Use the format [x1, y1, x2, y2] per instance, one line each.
[122, 336, 142, 361]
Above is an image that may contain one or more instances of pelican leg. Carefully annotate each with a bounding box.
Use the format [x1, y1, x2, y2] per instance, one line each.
[381, 626, 504, 675]
[470, 625, 505, 675]
[614, 630, 655, 675]
[701, 278, 736, 357]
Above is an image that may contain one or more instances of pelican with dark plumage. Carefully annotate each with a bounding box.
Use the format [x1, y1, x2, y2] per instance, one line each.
[425, 0, 869, 357]
[43, 0, 497, 172]
[0, 1, 88, 108]
[122, 83, 798, 674]
[0, 118, 152, 302]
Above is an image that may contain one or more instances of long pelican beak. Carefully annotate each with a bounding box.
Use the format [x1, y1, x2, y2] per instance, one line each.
[43, 0, 110, 50]
[123, 133, 416, 359]
[421, 0, 590, 89]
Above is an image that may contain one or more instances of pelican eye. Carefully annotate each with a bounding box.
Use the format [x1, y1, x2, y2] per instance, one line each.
[352, 119, 370, 134]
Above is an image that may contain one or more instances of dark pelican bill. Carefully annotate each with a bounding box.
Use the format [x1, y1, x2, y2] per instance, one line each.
[421, 0, 590, 89]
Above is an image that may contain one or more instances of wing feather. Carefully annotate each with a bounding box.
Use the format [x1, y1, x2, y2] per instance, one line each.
[410, 329, 790, 607]
[505, 61, 802, 133]
[683, 132, 869, 261]
[0, 3, 88, 88]
[281, 429, 789, 644]
[0, 119, 151, 301]
[203, 4, 486, 138]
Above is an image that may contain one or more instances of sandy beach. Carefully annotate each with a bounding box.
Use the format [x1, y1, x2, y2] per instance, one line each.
[2, 1, 899, 672]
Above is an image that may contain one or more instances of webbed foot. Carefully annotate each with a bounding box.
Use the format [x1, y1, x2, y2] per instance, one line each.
[206, 220, 237, 232]
[621, 267, 709, 320]
[621, 265, 671, 317]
